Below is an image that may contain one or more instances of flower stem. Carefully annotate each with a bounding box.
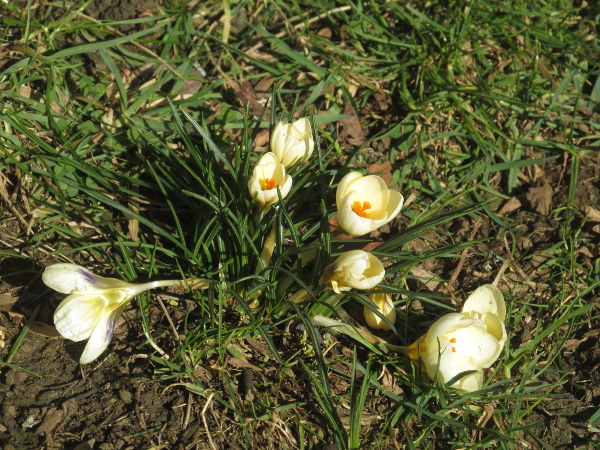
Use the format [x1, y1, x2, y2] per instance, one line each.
[311, 314, 416, 355]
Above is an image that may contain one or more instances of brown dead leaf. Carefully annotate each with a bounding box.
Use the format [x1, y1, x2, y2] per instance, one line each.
[367, 161, 393, 185]
[227, 78, 269, 120]
[0, 293, 18, 306]
[582, 205, 600, 222]
[29, 321, 62, 338]
[254, 76, 276, 98]
[372, 89, 392, 113]
[498, 196, 522, 215]
[410, 266, 442, 291]
[228, 357, 262, 372]
[253, 128, 270, 147]
[525, 182, 553, 215]
[339, 102, 365, 146]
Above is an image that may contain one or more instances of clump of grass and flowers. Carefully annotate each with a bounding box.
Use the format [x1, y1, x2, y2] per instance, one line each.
[1, 0, 599, 448]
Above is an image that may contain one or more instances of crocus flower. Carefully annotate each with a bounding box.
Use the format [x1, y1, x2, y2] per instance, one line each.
[320, 250, 385, 294]
[270, 118, 314, 168]
[405, 284, 507, 392]
[248, 153, 293, 209]
[335, 172, 404, 236]
[364, 292, 396, 331]
[44, 263, 210, 364]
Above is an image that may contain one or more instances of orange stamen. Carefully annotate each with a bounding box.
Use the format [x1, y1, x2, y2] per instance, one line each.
[452, 347, 457, 353]
[260, 178, 276, 190]
[352, 201, 371, 217]
[450, 338, 457, 343]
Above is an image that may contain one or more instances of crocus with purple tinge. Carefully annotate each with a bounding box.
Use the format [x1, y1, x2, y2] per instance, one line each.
[44, 263, 210, 364]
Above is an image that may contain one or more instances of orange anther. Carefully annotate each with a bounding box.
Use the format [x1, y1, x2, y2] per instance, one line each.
[452, 347, 457, 352]
[450, 338, 457, 343]
[260, 178, 276, 190]
[352, 201, 371, 217]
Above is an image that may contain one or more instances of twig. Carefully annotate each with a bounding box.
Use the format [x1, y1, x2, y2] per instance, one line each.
[183, 392, 194, 430]
[202, 393, 217, 450]
[157, 297, 182, 344]
[446, 217, 483, 291]
[500, 235, 537, 289]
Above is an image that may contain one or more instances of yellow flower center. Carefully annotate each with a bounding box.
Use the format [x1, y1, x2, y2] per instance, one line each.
[260, 178, 276, 190]
[352, 201, 371, 217]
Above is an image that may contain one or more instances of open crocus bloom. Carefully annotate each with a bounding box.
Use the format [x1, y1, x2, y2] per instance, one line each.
[320, 250, 385, 294]
[270, 118, 314, 168]
[364, 292, 396, 331]
[406, 284, 507, 392]
[247, 153, 293, 209]
[336, 172, 404, 236]
[44, 263, 210, 364]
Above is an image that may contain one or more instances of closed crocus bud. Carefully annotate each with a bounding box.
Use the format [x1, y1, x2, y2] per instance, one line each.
[320, 250, 385, 294]
[270, 118, 314, 168]
[364, 292, 396, 331]
[44, 263, 210, 364]
[336, 172, 404, 236]
[248, 153, 293, 210]
[406, 285, 507, 392]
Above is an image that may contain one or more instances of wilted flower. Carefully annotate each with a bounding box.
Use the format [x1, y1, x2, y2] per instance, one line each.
[405, 284, 507, 392]
[270, 118, 314, 168]
[248, 153, 293, 209]
[336, 172, 404, 236]
[364, 292, 396, 331]
[44, 263, 210, 364]
[320, 250, 385, 294]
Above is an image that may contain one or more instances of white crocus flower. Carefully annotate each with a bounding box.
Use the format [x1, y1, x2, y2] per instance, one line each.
[320, 250, 385, 294]
[270, 118, 314, 168]
[247, 152, 293, 210]
[364, 292, 396, 331]
[336, 172, 404, 236]
[44, 263, 210, 364]
[406, 284, 507, 392]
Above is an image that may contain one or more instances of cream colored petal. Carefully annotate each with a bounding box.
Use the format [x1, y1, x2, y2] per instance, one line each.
[336, 172, 363, 207]
[364, 293, 395, 330]
[336, 197, 377, 236]
[282, 140, 313, 167]
[43, 263, 132, 294]
[384, 190, 404, 223]
[279, 175, 293, 199]
[351, 175, 388, 211]
[424, 313, 465, 345]
[79, 302, 128, 364]
[462, 284, 506, 320]
[258, 152, 281, 166]
[247, 176, 263, 202]
[448, 322, 502, 368]
[292, 118, 311, 135]
[270, 122, 286, 159]
[54, 294, 107, 341]
[454, 370, 483, 392]
[421, 336, 456, 382]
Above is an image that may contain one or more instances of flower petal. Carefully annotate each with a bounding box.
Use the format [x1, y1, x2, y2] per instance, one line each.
[336, 172, 363, 207]
[351, 176, 389, 212]
[448, 322, 502, 368]
[79, 302, 128, 364]
[43, 263, 133, 294]
[54, 294, 107, 341]
[364, 293, 396, 330]
[384, 190, 404, 223]
[462, 284, 506, 320]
